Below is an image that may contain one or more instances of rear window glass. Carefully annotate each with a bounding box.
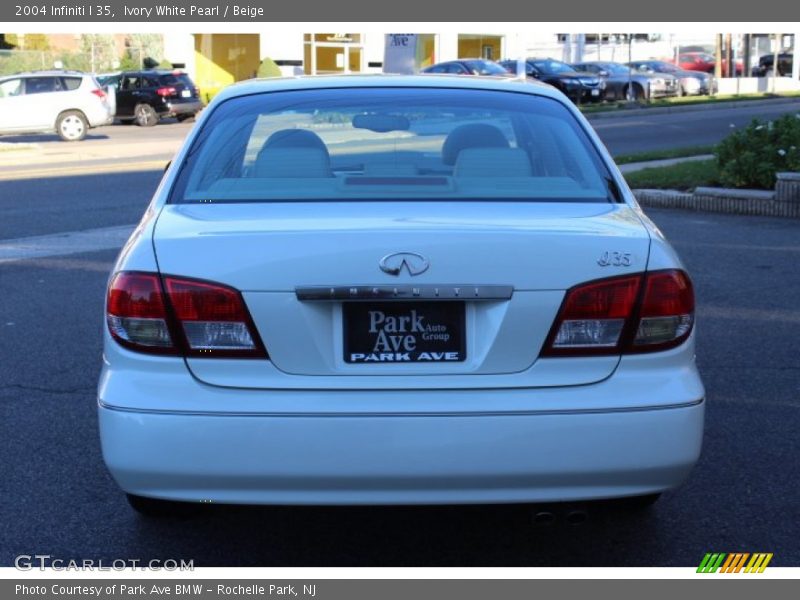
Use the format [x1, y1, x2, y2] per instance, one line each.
[170, 87, 615, 204]
[160, 74, 194, 86]
[62, 76, 82, 91]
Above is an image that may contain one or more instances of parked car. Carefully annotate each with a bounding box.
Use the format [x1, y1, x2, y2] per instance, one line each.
[751, 53, 794, 77]
[104, 69, 203, 126]
[674, 52, 743, 76]
[627, 60, 717, 96]
[0, 70, 114, 141]
[99, 74, 704, 516]
[421, 59, 511, 77]
[571, 61, 679, 101]
[498, 58, 605, 103]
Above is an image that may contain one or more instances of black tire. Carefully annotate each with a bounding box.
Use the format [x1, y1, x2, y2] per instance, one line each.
[624, 83, 644, 101]
[56, 110, 88, 141]
[176, 114, 194, 123]
[126, 493, 199, 518]
[134, 103, 159, 127]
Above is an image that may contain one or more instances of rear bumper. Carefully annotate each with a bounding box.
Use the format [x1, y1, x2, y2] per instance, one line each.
[99, 397, 704, 505]
[164, 100, 203, 116]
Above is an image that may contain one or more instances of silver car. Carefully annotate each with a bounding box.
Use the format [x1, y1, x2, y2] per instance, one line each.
[0, 70, 114, 141]
[572, 61, 679, 101]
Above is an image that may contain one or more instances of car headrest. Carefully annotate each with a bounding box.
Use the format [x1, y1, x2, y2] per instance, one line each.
[441, 123, 510, 166]
[253, 147, 332, 178]
[453, 147, 533, 178]
[262, 129, 329, 153]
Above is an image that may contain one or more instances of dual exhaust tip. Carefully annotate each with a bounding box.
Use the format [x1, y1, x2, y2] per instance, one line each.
[532, 508, 589, 526]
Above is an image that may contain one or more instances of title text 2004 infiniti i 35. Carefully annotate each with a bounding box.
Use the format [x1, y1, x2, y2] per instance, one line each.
[99, 75, 704, 516]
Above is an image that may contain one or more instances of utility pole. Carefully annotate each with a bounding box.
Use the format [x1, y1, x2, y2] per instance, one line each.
[724, 33, 732, 77]
[772, 33, 780, 92]
[627, 34, 633, 101]
[715, 34, 722, 78]
[743, 33, 751, 77]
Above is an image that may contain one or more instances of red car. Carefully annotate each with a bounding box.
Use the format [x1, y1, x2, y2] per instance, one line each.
[676, 52, 743, 76]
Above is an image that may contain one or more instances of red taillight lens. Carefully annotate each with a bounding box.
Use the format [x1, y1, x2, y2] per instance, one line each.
[163, 277, 265, 357]
[106, 272, 266, 358]
[156, 86, 177, 97]
[91, 88, 107, 99]
[542, 270, 694, 357]
[107, 272, 175, 353]
[543, 275, 640, 356]
[633, 270, 694, 350]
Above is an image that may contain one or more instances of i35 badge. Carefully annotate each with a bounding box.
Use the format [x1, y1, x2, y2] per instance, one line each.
[379, 252, 429, 276]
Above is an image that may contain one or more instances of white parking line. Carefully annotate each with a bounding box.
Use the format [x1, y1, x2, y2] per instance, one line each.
[0, 224, 134, 263]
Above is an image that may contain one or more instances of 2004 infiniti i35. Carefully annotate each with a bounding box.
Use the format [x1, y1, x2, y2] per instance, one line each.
[98, 74, 704, 516]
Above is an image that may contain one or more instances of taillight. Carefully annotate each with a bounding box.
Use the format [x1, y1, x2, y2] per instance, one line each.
[542, 270, 694, 357]
[156, 86, 177, 97]
[632, 270, 694, 350]
[164, 277, 264, 357]
[106, 272, 266, 358]
[91, 88, 107, 99]
[107, 273, 175, 354]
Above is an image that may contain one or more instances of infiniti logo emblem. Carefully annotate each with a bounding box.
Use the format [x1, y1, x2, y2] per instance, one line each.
[379, 252, 429, 277]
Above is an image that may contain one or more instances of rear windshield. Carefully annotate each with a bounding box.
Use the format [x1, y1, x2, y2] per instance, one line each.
[160, 73, 194, 87]
[170, 87, 616, 203]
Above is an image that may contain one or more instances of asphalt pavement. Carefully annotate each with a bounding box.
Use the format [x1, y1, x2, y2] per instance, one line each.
[1, 107, 799, 567]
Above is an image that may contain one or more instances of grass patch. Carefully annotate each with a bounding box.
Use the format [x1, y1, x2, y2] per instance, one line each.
[581, 90, 800, 114]
[624, 159, 721, 191]
[614, 145, 716, 165]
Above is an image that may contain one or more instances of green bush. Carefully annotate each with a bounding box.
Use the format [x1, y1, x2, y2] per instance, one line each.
[256, 57, 282, 78]
[715, 114, 800, 189]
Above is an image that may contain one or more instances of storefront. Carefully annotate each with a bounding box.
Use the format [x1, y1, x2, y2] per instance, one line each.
[302, 33, 364, 74]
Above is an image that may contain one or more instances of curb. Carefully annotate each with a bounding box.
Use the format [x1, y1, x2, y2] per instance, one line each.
[584, 96, 800, 120]
[618, 154, 714, 173]
[633, 185, 800, 219]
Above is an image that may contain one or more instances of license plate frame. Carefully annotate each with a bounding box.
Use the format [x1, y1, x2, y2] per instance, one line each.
[343, 301, 466, 364]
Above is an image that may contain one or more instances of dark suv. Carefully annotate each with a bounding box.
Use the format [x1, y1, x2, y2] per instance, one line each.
[110, 70, 202, 126]
[751, 53, 794, 77]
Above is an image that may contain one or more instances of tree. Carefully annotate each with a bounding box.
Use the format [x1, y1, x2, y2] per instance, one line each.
[257, 57, 282, 78]
[80, 34, 118, 72]
[124, 34, 164, 69]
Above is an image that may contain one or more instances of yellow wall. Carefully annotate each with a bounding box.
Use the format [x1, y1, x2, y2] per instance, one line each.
[458, 35, 502, 60]
[194, 33, 260, 102]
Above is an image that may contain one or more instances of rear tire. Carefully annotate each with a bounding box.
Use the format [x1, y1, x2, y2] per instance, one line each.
[134, 103, 159, 127]
[56, 110, 88, 141]
[126, 493, 199, 518]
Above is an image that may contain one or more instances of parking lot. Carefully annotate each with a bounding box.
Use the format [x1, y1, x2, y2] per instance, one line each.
[1, 105, 799, 567]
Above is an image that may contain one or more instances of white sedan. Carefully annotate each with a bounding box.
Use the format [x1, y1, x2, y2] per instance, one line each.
[98, 74, 704, 516]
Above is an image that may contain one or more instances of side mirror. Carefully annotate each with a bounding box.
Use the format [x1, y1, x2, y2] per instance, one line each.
[598, 70, 609, 77]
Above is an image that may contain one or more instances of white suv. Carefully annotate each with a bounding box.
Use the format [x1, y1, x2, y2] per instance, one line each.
[0, 70, 114, 141]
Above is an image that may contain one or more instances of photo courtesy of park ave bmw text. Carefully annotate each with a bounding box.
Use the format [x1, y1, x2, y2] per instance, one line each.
[0, 0, 798, 591]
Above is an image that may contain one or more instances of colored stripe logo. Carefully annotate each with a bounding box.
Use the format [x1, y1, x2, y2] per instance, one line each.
[697, 553, 773, 573]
